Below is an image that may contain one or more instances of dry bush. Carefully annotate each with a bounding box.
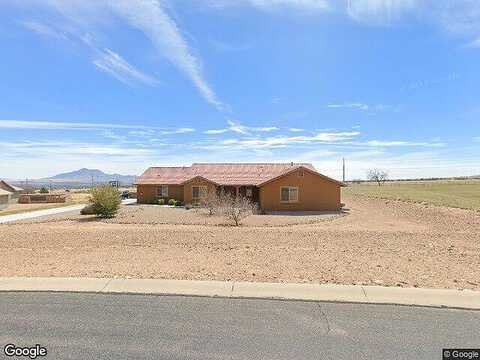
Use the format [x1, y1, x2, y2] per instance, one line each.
[200, 189, 221, 216]
[218, 192, 255, 226]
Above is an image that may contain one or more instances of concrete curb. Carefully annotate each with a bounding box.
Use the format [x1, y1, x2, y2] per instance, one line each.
[0, 277, 478, 310]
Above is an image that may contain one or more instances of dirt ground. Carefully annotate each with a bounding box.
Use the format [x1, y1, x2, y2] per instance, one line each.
[1, 193, 479, 290]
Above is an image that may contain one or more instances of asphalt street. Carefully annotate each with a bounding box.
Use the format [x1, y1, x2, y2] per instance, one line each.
[0, 292, 478, 360]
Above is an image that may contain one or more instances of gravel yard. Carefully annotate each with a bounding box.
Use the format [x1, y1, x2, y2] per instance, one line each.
[1, 194, 479, 290]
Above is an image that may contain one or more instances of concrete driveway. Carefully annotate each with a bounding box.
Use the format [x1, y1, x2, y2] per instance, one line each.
[0, 199, 136, 224]
[0, 292, 478, 360]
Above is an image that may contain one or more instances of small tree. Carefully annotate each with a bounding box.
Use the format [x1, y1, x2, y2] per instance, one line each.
[89, 186, 121, 218]
[200, 189, 221, 216]
[39, 187, 49, 194]
[367, 169, 389, 186]
[219, 192, 255, 226]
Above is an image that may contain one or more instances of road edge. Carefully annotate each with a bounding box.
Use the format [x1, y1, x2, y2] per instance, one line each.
[0, 277, 478, 310]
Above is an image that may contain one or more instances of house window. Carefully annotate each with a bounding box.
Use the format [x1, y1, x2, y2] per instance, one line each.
[157, 185, 168, 198]
[246, 187, 253, 197]
[280, 187, 298, 203]
[192, 186, 207, 199]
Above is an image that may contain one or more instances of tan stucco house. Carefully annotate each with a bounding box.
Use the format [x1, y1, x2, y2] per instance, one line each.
[0, 189, 11, 210]
[135, 163, 344, 211]
[0, 180, 24, 199]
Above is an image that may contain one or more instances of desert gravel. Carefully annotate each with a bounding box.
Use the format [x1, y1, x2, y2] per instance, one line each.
[1, 194, 479, 290]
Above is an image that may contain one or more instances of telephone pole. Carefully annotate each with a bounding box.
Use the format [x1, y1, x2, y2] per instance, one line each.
[342, 158, 346, 182]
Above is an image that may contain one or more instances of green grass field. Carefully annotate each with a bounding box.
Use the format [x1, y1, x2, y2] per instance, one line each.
[344, 180, 480, 211]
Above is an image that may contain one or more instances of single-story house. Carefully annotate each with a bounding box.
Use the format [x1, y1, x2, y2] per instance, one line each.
[0, 180, 24, 199]
[0, 189, 11, 210]
[135, 163, 345, 211]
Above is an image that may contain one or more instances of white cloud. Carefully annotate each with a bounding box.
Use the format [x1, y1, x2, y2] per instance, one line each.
[248, 0, 330, 11]
[204, 131, 361, 149]
[0, 119, 148, 130]
[468, 38, 480, 48]
[204, 120, 279, 135]
[288, 128, 304, 132]
[15, 0, 223, 109]
[19, 20, 67, 40]
[107, 0, 224, 110]
[327, 102, 369, 111]
[364, 140, 445, 147]
[346, 0, 417, 25]
[93, 48, 158, 86]
[207, 0, 330, 12]
[160, 127, 195, 135]
[0, 120, 195, 136]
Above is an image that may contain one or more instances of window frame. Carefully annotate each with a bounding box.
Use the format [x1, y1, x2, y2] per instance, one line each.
[280, 186, 299, 203]
[157, 185, 168, 198]
[192, 185, 208, 200]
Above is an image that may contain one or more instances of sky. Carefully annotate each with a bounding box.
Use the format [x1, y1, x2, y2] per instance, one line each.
[0, 0, 479, 180]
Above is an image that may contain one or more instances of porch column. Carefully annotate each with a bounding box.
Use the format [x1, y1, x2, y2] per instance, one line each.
[235, 186, 239, 198]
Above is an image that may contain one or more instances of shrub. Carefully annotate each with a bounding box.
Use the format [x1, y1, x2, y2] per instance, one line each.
[158, 198, 165, 205]
[175, 201, 183, 207]
[218, 192, 255, 226]
[39, 187, 49, 194]
[200, 189, 220, 216]
[80, 204, 95, 215]
[168, 199, 177, 206]
[89, 186, 121, 218]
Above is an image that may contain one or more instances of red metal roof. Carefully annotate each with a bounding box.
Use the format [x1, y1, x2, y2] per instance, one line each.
[135, 163, 345, 186]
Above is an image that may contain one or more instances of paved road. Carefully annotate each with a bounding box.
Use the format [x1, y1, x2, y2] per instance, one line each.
[0, 199, 136, 224]
[0, 293, 478, 360]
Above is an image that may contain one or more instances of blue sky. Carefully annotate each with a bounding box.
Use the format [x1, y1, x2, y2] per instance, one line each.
[1, 0, 479, 180]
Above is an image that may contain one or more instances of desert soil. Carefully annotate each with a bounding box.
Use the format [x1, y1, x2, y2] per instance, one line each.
[1, 193, 479, 290]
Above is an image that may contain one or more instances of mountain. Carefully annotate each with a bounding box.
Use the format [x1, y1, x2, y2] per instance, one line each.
[43, 168, 136, 185]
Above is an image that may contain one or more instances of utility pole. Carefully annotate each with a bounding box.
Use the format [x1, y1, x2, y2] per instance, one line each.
[342, 158, 346, 182]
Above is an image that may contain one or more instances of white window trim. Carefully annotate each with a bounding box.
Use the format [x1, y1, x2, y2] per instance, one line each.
[280, 186, 299, 203]
[192, 185, 208, 199]
[157, 185, 168, 198]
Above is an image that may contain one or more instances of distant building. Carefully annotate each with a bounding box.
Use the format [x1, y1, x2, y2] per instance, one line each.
[109, 180, 121, 188]
[0, 180, 24, 199]
[0, 189, 11, 210]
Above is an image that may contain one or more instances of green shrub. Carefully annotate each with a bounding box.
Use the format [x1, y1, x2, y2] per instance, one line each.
[39, 187, 49, 194]
[168, 199, 177, 206]
[80, 204, 95, 215]
[158, 198, 165, 205]
[89, 186, 121, 218]
[175, 201, 183, 207]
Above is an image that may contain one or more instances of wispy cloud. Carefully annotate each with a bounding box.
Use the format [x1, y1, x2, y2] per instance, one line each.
[0, 119, 146, 130]
[159, 128, 195, 135]
[16, 0, 223, 109]
[19, 20, 67, 40]
[364, 140, 445, 148]
[93, 48, 158, 86]
[203, 131, 361, 149]
[107, 0, 224, 110]
[207, 0, 330, 12]
[0, 120, 195, 136]
[288, 128, 304, 132]
[467, 38, 480, 48]
[204, 120, 279, 135]
[327, 102, 369, 111]
[346, 0, 417, 25]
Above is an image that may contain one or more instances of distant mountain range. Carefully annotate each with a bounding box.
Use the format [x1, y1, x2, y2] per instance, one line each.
[46, 168, 136, 184]
[9, 168, 136, 188]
